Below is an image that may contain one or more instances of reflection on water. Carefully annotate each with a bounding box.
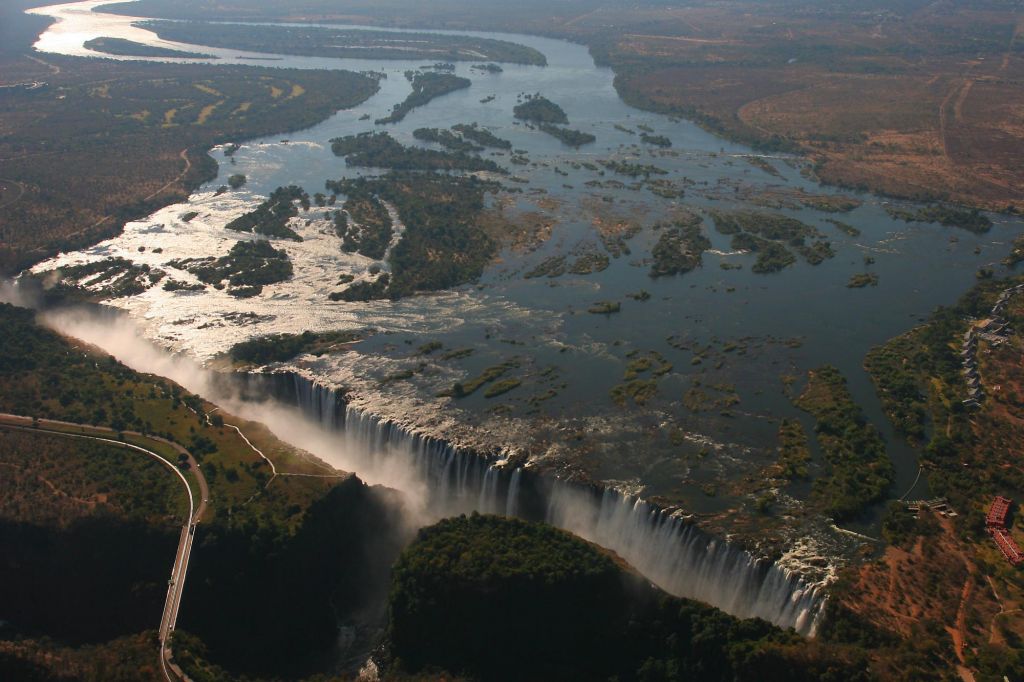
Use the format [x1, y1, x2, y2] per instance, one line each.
[26, 0, 1024, 529]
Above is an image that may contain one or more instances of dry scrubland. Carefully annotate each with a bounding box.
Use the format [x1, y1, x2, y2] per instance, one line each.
[0, 3, 377, 275]
[114, 0, 1024, 211]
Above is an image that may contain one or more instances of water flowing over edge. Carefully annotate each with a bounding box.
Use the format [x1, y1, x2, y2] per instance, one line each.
[283, 371, 828, 636]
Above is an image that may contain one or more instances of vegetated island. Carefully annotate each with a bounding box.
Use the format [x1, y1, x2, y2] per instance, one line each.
[330, 131, 503, 173]
[537, 123, 596, 147]
[168, 239, 293, 297]
[225, 185, 310, 241]
[325, 172, 504, 299]
[513, 94, 568, 124]
[649, 214, 711, 277]
[452, 122, 512, 149]
[413, 127, 483, 153]
[885, 204, 993, 234]
[138, 20, 547, 64]
[83, 36, 216, 59]
[709, 209, 834, 273]
[375, 71, 470, 124]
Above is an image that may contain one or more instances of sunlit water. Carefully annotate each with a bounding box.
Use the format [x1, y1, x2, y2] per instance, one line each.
[25, 0, 1024, 529]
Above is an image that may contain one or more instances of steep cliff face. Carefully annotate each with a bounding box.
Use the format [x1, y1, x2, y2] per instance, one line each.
[179, 476, 412, 677]
[283, 373, 830, 635]
[383, 514, 868, 682]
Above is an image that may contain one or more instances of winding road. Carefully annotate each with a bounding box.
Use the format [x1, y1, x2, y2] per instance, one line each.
[0, 413, 209, 682]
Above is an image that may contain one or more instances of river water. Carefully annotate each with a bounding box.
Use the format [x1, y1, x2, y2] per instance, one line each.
[23, 0, 1024, 586]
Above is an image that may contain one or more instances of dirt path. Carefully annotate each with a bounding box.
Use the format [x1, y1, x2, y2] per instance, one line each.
[0, 179, 26, 209]
[143, 148, 191, 203]
[24, 54, 60, 75]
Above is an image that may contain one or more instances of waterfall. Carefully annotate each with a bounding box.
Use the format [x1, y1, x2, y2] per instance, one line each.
[285, 373, 828, 635]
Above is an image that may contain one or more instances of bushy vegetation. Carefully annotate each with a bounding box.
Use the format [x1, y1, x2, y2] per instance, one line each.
[376, 72, 471, 124]
[339, 194, 393, 259]
[640, 132, 672, 147]
[795, 366, 893, 521]
[847, 272, 879, 288]
[326, 173, 502, 297]
[513, 94, 568, 124]
[649, 217, 711, 277]
[537, 123, 596, 147]
[225, 185, 308, 241]
[385, 514, 868, 681]
[452, 122, 512, 149]
[46, 257, 164, 298]
[599, 159, 668, 177]
[0, 303, 411, 677]
[863, 275, 1024, 518]
[412, 127, 483, 153]
[228, 330, 362, 365]
[711, 210, 832, 273]
[330, 131, 502, 172]
[775, 418, 811, 480]
[169, 239, 292, 295]
[886, 204, 993, 234]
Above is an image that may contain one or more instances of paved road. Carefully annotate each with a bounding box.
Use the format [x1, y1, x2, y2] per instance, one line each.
[0, 413, 210, 682]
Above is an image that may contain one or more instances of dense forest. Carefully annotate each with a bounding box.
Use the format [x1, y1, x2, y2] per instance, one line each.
[0, 303, 411, 678]
[385, 514, 868, 681]
[326, 173, 502, 298]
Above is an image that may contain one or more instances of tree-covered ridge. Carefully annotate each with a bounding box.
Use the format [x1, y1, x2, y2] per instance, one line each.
[326, 173, 502, 298]
[796, 365, 893, 521]
[386, 514, 868, 681]
[513, 94, 569, 124]
[376, 72, 471, 124]
[225, 185, 310, 241]
[138, 20, 547, 65]
[330, 131, 503, 172]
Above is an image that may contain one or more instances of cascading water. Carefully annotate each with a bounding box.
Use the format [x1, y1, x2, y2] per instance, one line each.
[287, 373, 827, 635]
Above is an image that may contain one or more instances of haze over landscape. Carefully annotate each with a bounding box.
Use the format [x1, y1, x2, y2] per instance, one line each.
[1, 1, 1024, 680]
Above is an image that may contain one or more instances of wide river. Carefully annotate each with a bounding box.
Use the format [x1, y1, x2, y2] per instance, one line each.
[25, 0, 1024, 535]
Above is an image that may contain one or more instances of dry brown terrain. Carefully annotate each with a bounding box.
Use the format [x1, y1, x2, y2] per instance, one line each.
[590, 3, 1024, 211]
